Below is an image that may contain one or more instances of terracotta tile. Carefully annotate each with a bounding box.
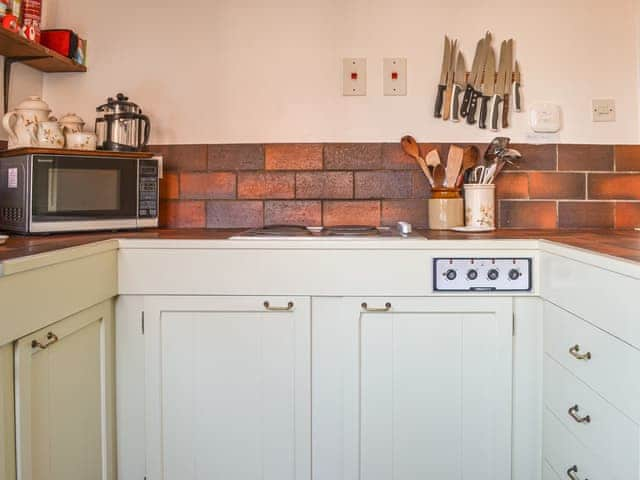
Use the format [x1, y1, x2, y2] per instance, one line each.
[323, 201, 381, 226]
[208, 144, 264, 170]
[528, 172, 585, 199]
[324, 143, 383, 170]
[265, 144, 323, 170]
[558, 144, 613, 171]
[412, 171, 432, 198]
[148, 144, 170, 158]
[264, 201, 322, 226]
[0, 140, 8, 151]
[238, 172, 295, 199]
[295, 172, 353, 199]
[160, 200, 206, 228]
[355, 171, 413, 199]
[588, 173, 640, 200]
[180, 172, 236, 199]
[506, 144, 557, 171]
[615, 145, 640, 172]
[381, 199, 428, 228]
[558, 202, 614, 229]
[163, 145, 208, 171]
[159, 172, 179, 200]
[499, 201, 557, 229]
[206, 201, 264, 228]
[615, 202, 640, 229]
[382, 143, 440, 170]
[495, 172, 529, 199]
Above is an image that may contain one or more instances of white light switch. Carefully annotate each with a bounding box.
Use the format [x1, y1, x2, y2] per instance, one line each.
[592, 99, 615, 122]
[383, 58, 407, 96]
[342, 58, 366, 96]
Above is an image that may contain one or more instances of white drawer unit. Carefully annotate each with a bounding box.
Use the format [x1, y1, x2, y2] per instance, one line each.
[544, 355, 639, 478]
[544, 301, 640, 423]
[433, 258, 532, 292]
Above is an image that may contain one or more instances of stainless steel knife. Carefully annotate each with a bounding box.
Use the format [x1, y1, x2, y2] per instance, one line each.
[501, 39, 514, 128]
[513, 61, 522, 112]
[490, 40, 508, 131]
[450, 51, 466, 122]
[460, 36, 484, 118]
[466, 31, 492, 125]
[478, 46, 495, 130]
[442, 39, 457, 121]
[434, 36, 450, 118]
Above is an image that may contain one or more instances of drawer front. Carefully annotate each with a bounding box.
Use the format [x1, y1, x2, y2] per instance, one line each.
[541, 252, 640, 349]
[543, 409, 610, 480]
[544, 355, 640, 478]
[544, 301, 640, 422]
[543, 461, 560, 480]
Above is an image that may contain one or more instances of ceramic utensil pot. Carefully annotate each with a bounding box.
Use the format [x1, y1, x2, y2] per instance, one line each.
[66, 131, 97, 150]
[464, 184, 496, 229]
[428, 188, 464, 230]
[36, 120, 65, 149]
[59, 113, 85, 134]
[2, 96, 52, 149]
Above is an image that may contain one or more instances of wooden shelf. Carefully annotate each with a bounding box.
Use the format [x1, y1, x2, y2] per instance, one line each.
[0, 27, 86, 73]
[0, 148, 154, 159]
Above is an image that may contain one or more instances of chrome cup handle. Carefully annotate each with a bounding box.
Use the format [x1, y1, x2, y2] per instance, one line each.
[568, 405, 591, 424]
[569, 344, 591, 360]
[361, 302, 392, 312]
[31, 332, 59, 350]
[264, 301, 294, 311]
[567, 465, 588, 480]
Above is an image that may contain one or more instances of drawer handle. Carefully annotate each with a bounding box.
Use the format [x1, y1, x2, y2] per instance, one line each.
[567, 465, 588, 480]
[569, 344, 591, 361]
[31, 332, 59, 350]
[263, 301, 294, 311]
[361, 302, 392, 312]
[568, 405, 591, 424]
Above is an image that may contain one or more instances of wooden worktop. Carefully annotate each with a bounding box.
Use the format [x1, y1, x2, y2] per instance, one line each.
[1, 229, 640, 264]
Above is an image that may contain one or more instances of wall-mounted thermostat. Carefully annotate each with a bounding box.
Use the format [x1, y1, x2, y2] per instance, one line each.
[529, 102, 561, 133]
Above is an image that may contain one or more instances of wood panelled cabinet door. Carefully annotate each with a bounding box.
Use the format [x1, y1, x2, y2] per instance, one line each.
[312, 297, 513, 480]
[143, 296, 311, 480]
[14, 300, 116, 480]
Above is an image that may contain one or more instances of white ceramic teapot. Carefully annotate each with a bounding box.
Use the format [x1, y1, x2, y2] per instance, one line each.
[2, 96, 53, 149]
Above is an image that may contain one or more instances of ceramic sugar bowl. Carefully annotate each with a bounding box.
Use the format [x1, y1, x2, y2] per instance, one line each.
[36, 118, 65, 149]
[59, 113, 85, 135]
[2, 96, 53, 149]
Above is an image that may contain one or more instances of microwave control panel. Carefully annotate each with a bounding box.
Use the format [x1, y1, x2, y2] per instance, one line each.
[138, 159, 159, 219]
[433, 258, 532, 292]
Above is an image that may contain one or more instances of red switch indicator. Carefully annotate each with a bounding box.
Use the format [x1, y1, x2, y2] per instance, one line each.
[391, 72, 398, 80]
[351, 72, 358, 80]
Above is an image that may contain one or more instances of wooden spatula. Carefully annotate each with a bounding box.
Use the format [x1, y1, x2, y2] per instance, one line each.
[445, 145, 464, 188]
[401, 136, 434, 187]
[456, 146, 479, 187]
[425, 148, 441, 168]
[433, 164, 446, 187]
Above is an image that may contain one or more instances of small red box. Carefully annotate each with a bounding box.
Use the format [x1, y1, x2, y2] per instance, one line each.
[41, 29, 79, 58]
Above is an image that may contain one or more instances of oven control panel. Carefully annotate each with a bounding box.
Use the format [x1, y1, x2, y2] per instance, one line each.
[433, 258, 532, 292]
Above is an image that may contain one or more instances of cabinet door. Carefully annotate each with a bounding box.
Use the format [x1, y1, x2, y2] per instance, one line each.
[14, 300, 116, 480]
[313, 297, 513, 480]
[144, 296, 311, 480]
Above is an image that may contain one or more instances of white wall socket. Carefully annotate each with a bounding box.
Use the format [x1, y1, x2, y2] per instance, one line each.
[383, 58, 407, 96]
[342, 58, 366, 96]
[592, 99, 615, 122]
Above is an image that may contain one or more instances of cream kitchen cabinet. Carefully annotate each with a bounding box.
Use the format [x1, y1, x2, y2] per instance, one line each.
[312, 297, 514, 480]
[13, 299, 116, 480]
[142, 296, 311, 480]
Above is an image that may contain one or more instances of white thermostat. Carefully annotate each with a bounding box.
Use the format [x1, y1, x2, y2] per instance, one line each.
[529, 102, 562, 133]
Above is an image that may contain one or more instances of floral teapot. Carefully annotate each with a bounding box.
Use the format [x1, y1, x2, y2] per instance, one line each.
[2, 96, 53, 149]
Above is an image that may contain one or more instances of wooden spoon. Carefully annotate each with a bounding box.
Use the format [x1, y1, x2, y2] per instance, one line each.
[456, 146, 479, 187]
[401, 136, 434, 186]
[425, 148, 441, 168]
[433, 164, 446, 187]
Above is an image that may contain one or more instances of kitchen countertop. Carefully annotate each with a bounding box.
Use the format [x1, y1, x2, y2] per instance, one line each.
[1, 228, 640, 265]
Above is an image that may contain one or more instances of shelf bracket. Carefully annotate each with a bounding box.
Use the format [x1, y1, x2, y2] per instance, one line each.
[4, 55, 50, 114]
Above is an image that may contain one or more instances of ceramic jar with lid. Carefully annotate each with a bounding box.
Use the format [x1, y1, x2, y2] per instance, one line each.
[59, 113, 85, 134]
[2, 96, 53, 149]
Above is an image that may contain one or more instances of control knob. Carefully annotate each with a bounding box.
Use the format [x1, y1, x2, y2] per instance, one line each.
[509, 269, 521, 280]
[487, 269, 500, 281]
[445, 269, 457, 281]
[467, 269, 478, 280]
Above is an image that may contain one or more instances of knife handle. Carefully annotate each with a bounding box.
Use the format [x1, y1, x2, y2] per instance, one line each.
[490, 94, 503, 131]
[466, 88, 482, 125]
[514, 82, 522, 112]
[478, 96, 491, 129]
[460, 84, 474, 118]
[502, 93, 510, 128]
[451, 84, 463, 122]
[434, 84, 446, 118]
[443, 85, 453, 121]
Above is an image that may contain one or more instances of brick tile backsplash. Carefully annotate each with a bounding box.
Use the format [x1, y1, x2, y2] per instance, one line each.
[149, 142, 640, 229]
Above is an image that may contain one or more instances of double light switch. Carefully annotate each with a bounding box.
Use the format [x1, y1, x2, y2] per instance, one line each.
[342, 58, 407, 96]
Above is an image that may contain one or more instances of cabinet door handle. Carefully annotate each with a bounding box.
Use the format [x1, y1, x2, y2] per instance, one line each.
[568, 405, 591, 424]
[569, 344, 591, 360]
[263, 301, 294, 311]
[567, 465, 588, 480]
[31, 332, 59, 350]
[361, 302, 392, 312]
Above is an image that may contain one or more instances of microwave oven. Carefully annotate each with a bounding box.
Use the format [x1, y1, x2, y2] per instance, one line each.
[0, 151, 159, 234]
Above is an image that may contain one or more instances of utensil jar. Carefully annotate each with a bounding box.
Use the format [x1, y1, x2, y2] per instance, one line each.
[464, 184, 496, 229]
[428, 188, 464, 230]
